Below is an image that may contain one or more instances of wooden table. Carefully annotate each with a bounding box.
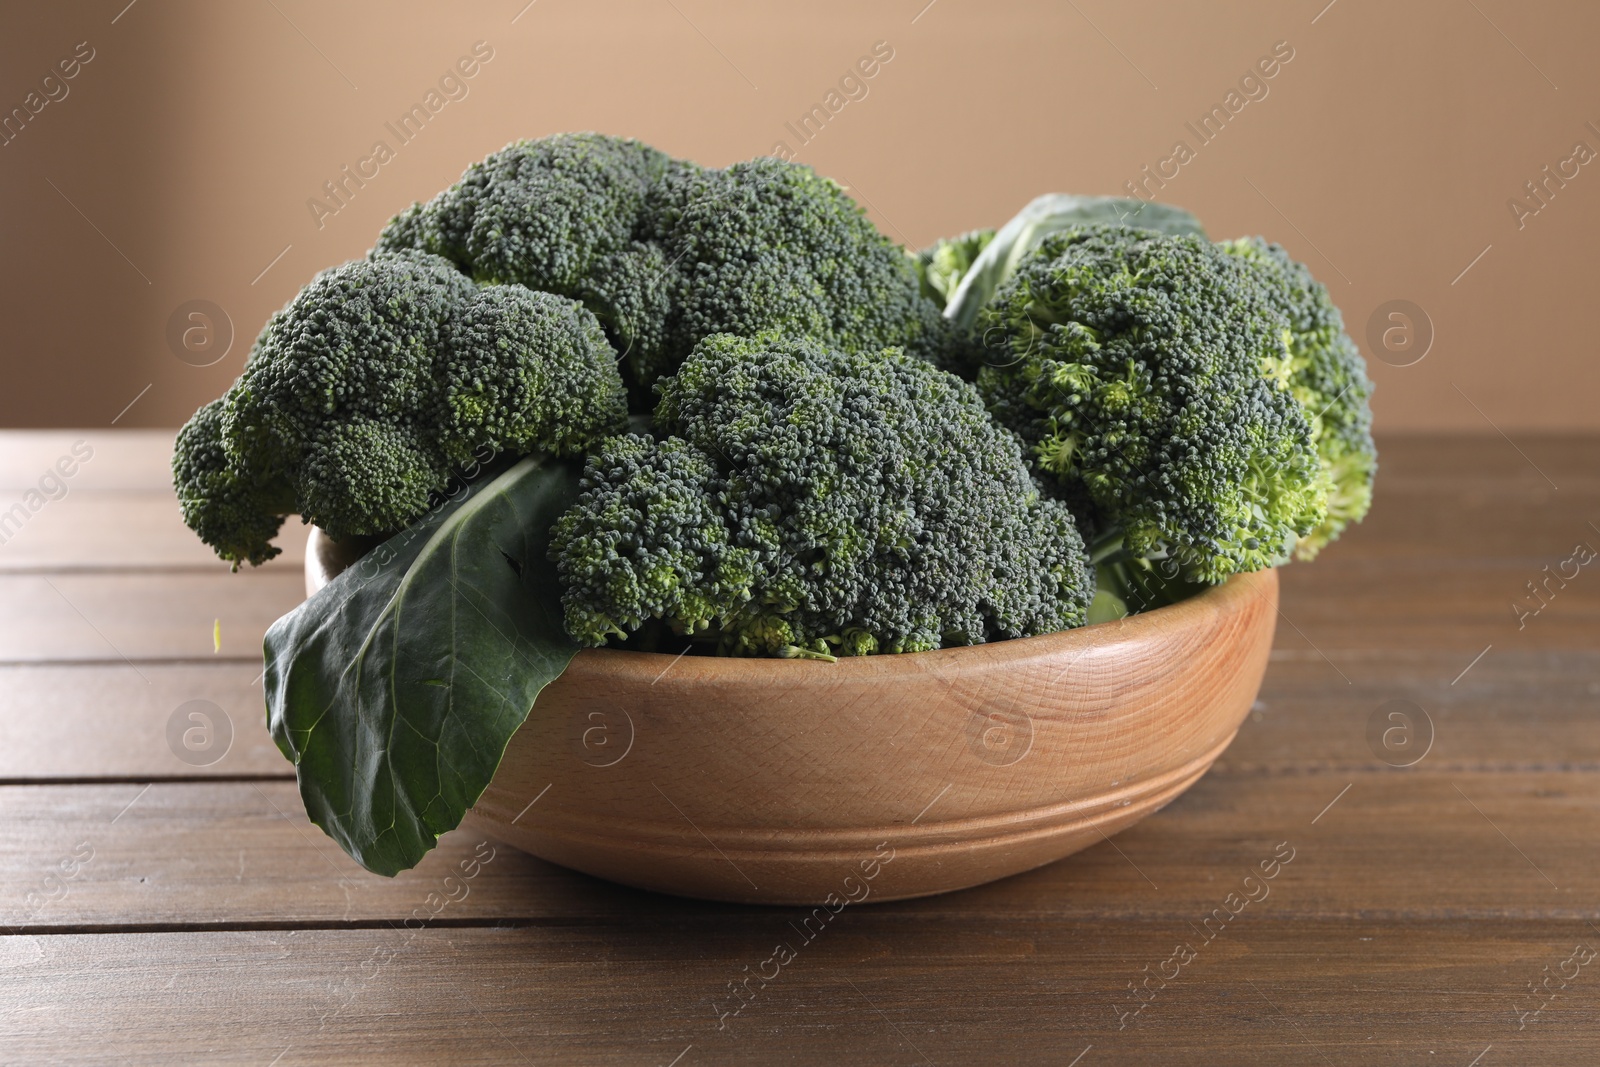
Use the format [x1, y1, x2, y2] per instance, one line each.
[1, 430, 1594, 1065]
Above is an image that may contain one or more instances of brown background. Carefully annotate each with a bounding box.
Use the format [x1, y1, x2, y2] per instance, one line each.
[0, 0, 1592, 432]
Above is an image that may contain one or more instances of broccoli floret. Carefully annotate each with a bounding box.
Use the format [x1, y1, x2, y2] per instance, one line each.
[642, 158, 948, 385]
[976, 225, 1327, 585]
[549, 434, 767, 646]
[913, 228, 996, 308]
[374, 134, 685, 394]
[1218, 237, 1376, 557]
[173, 251, 627, 567]
[550, 333, 1093, 656]
[440, 283, 630, 462]
[376, 136, 951, 397]
[373, 132, 674, 291]
[171, 398, 297, 568]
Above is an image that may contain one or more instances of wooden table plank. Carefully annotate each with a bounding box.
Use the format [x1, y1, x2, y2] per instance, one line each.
[1, 768, 1592, 928]
[0, 492, 308, 572]
[0, 572, 303, 662]
[1275, 558, 1600, 656]
[0, 431, 178, 491]
[0, 785, 576, 929]
[1354, 433, 1600, 485]
[1, 921, 1589, 1066]
[9, 476, 1584, 572]
[0, 435, 1585, 574]
[0, 664, 286, 780]
[1323, 480, 1598, 562]
[1228, 651, 1600, 772]
[0, 432, 1585, 575]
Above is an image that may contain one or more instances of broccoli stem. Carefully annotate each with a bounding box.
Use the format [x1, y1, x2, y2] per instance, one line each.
[778, 645, 839, 663]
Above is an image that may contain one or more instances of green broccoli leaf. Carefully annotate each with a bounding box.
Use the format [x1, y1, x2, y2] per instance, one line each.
[264, 455, 581, 876]
[943, 194, 1206, 329]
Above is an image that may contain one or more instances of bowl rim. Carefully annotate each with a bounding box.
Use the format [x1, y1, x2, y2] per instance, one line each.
[307, 522, 1277, 683]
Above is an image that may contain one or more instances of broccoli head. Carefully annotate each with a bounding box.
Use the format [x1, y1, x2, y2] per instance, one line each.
[375, 135, 951, 396]
[1218, 237, 1376, 557]
[976, 225, 1327, 584]
[173, 250, 627, 567]
[550, 333, 1093, 657]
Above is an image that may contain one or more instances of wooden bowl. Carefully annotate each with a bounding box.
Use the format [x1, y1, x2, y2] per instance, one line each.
[306, 529, 1277, 905]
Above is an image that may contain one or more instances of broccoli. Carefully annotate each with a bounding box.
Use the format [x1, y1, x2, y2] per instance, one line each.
[172, 398, 297, 568]
[440, 282, 630, 462]
[643, 158, 951, 386]
[373, 134, 688, 407]
[373, 132, 677, 303]
[375, 135, 951, 396]
[549, 333, 1093, 657]
[547, 433, 767, 649]
[1218, 237, 1376, 557]
[974, 225, 1329, 586]
[173, 250, 627, 567]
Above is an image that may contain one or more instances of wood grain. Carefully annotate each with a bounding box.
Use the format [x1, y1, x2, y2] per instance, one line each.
[0, 769, 1593, 927]
[1275, 558, 1600, 655]
[0, 664, 286, 780]
[2, 922, 1591, 1066]
[1326, 480, 1600, 561]
[1355, 433, 1600, 485]
[0, 431, 176, 491]
[1227, 651, 1600, 772]
[0, 571, 303, 662]
[0, 492, 308, 572]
